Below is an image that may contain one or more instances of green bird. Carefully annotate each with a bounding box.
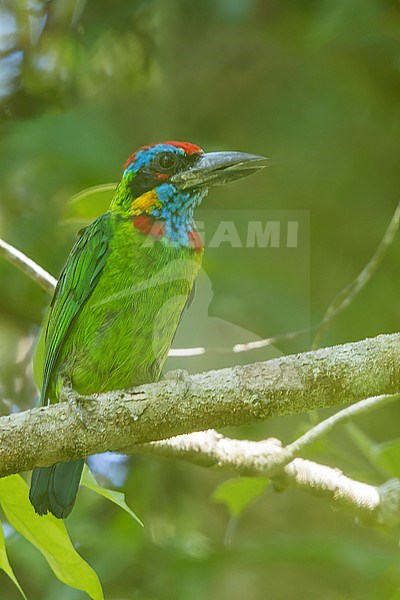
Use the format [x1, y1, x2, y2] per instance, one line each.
[29, 140, 265, 519]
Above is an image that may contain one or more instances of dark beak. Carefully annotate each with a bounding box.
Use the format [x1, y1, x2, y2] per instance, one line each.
[170, 151, 267, 190]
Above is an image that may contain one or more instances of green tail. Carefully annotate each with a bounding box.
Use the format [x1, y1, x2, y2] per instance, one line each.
[29, 459, 84, 519]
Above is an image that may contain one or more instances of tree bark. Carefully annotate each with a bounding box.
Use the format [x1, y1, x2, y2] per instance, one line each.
[0, 333, 398, 477]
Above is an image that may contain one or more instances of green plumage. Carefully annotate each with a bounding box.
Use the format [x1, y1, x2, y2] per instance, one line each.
[30, 459, 84, 519]
[40, 212, 201, 400]
[30, 188, 202, 518]
[29, 141, 264, 518]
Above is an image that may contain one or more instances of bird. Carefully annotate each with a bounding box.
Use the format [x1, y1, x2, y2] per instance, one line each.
[29, 140, 265, 518]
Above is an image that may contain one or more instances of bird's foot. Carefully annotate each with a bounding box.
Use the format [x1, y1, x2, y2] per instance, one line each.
[163, 368, 190, 381]
[60, 378, 98, 404]
[60, 378, 97, 429]
[163, 369, 191, 396]
[74, 392, 98, 403]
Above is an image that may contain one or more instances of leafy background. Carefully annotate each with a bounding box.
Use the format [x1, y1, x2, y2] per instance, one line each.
[0, 0, 399, 598]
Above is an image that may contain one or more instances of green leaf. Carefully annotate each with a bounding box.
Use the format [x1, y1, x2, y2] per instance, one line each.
[212, 477, 269, 517]
[0, 520, 27, 599]
[0, 475, 103, 600]
[373, 438, 400, 478]
[81, 465, 143, 527]
[63, 183, 117, 223]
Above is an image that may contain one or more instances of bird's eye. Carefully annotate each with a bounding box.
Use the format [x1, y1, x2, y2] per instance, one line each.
[155, 152, 178, 172]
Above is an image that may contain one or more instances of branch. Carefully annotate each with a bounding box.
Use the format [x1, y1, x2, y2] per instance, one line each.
[135, 430, 400, 527]
[0, 332, 398, 477]
[136, 394, 399, 524]
[275, 392, 400, 470]
[313, 201, 400, 348]
[1, 238, 400, 523]
[0, 238, 57, 294]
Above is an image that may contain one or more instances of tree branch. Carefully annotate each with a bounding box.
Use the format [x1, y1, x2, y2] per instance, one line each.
[1, 239, 400, 524]
[313, 201, 400, 348]
[135, 430, 400, 527]
[0, 332, 398, 478]
[0, 238, 57, 294]
[133, 392, 400, 526]
[274, 392, 400, 471]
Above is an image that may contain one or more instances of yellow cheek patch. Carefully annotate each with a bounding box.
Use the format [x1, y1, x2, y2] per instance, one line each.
[130, 190, 161, 215]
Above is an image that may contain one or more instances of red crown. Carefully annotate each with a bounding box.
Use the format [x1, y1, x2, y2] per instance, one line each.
[124, 141, 203, 170]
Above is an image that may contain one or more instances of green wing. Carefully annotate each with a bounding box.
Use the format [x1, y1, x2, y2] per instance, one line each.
[38, 213, 113, 405]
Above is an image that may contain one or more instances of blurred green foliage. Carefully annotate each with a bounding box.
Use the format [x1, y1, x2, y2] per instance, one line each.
[0, 0, 400, 598]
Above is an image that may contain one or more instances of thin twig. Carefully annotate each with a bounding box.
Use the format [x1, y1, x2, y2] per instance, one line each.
[313, 202, 400, 348]
[0, 238, 57, 294]
[276, 392, 400, 470]
[169, 326, 312, 356]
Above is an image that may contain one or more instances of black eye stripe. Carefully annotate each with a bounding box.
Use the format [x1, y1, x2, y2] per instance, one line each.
[129, 151, 201, 198]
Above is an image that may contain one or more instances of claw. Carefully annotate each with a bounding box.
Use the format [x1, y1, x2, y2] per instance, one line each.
[59, 377, 97, 429]
[60, 377, 98, 403]
[163, 369, 191, 396]
[163, 369, 190, 382]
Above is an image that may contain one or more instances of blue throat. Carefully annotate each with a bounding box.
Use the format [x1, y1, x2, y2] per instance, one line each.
[122, 144, 208, 247]
[152, 183, 208, 248]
